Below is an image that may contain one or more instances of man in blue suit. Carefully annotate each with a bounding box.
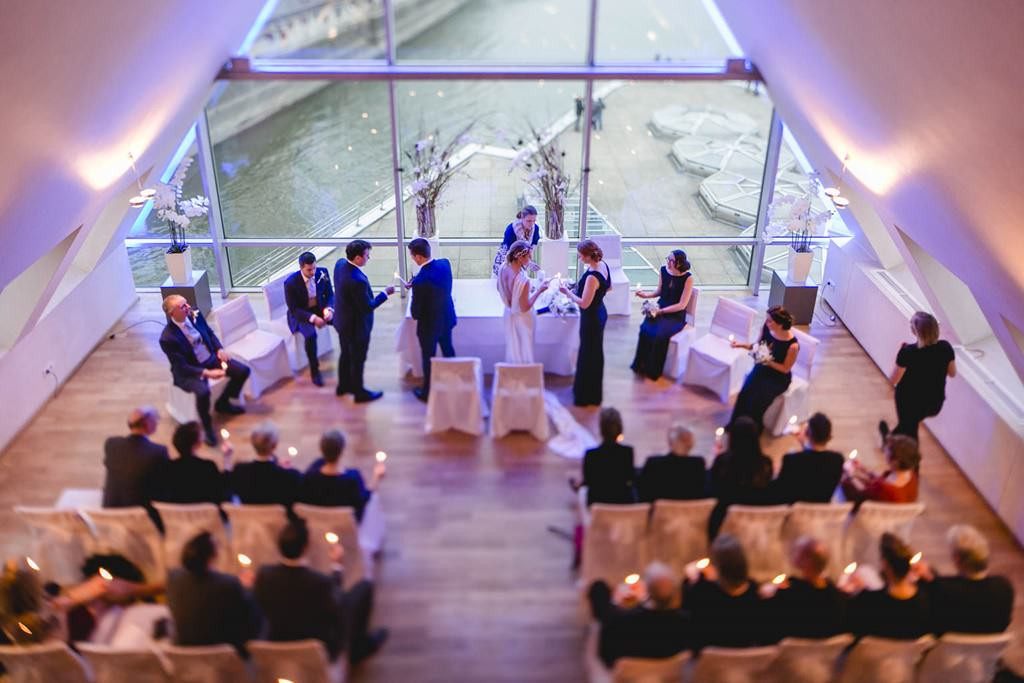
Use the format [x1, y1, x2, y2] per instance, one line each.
[405, 238, 457, 402]
[284, 252, 335, 386]
[333, 240, 395, 403]
[160, 295, 250, 445]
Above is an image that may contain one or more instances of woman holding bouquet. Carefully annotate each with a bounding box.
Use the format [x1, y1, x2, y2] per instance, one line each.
[630, 250, 694, 380]
[560, 239, 610, 406]
[729, 306, 799, 428]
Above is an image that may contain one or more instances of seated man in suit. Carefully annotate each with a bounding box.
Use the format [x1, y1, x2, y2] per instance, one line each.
[298, 429, 385, 522]
[404, 237, 456, 402]
[333, 239, 395, 403]
[254, 518, 388, 663]
[159, 295, 250, 446]
[637, 423, 707, 502]
[772, 412, 844, 504]
[915, 524, 1014, 634]
[102, 406, 169, 511]
[166, 531, 261, 655]
[226, 421, 300, 507]
[588, 562, 692, 668]
[764, 536, 848, 641]
[284, 251, 334, 386]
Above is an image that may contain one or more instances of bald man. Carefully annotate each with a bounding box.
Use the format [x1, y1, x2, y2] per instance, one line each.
[103, 406, 169, 523]
[159, 296, 250, 445]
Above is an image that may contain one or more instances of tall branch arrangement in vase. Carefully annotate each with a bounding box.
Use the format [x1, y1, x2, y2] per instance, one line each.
[405, 123, 475, 238]
[510, 128, 573, 240]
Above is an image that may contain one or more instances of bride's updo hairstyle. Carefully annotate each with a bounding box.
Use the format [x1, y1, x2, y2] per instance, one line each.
[506, 239, 532, 265]
[577, 239, 603, 262]
[669, 249, 691, 273]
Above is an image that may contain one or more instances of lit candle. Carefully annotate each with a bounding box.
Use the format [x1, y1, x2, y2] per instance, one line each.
[25, 557, 39, 572]
[98, 567, 113, 581]
[624, 573, 640, 585]
[279, 679, 295, 683]
[728, 334, 735, 343]
[375, 451, 388, 463]
[788, 415, 798, 426]
[615, 434, 624, 443]
[394, 271, 401, 287]
[325, 532, 339, 545]
[18, 621, 32, 635]
[220, 428, 230, 440]
[848, 449, 858, 460]
[772, 573, 787, 585]
[695, 558, 710, 569]
[237, 553, 252, 567]
[910, 552, 922, 565]
[715, 427, 725, 438]
[221, 361, 228, 370]
[844, 562, 858, 575]
[287, 446, 298, 457]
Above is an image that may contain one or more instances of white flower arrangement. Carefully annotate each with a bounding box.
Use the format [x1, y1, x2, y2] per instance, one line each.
[765, 175, 833, 254]
[751, 341, 774, 364]
[152, 157, 209, 254]
[641, 300, 661, 319]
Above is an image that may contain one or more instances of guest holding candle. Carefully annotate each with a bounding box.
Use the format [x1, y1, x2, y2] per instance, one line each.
[631, 250, 694, 381]
[730, 306, 799, 429]
[560, 239, 611, 407]
[847, 533, 932, 639]
[841, 434, 920, 506]
[298, 429, 385, 522]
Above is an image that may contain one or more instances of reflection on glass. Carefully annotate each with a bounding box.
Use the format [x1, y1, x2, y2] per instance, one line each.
[128, 246, 216, 288]
[596, 0, 737, 62]
[248, 0, 386, 59]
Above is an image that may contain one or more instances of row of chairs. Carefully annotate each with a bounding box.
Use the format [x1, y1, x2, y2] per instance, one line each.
[14, 502, 370, 589]
[580, 497, 925, 585]
[585, 630, 1011, 683]
[0, 638, 345, 683]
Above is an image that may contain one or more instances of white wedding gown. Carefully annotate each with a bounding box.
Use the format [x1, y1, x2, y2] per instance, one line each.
[497, 267, 536, 364]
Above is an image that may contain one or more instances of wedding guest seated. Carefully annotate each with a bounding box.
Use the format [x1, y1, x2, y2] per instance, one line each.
[764, 536, 848, 641]
[588, 562, 692, 668]
[227, 421, 300, 506]
[103, 406, 169, 512]
[682, 533, 768, 648]
[847, 533, 931, 639]
[637, 423, 707, 502]
[772, 412, 844, 504]
[841, 434, 920, 506]
[156, 422, 228, 505]
[708, 416, 774, 537]
[575, 407, 637, 506]
[254, 518, 388, 663]
[298, 429, 386, 521]
[166, 531, 261, 654]
[915, 524, 1014, 634]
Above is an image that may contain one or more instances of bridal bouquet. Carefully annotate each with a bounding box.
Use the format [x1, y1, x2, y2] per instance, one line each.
[641, 300, 661, 319]
[546, 291, 578, 318]
[751, 342, 773, 364]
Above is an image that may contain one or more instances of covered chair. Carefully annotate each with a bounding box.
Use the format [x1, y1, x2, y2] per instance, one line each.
[648, 499, 716, 578]
[769, 635, 855, 683]
[292, 504, 367, 589]
[78, 643, 172, 683]
[611, 652, 691, 683]
[589, 234, 631, 316]
[691, 646, 779, 683]
[166, 373, 235, 425]
[782, 502, 854, 580]
[844, 501, 925, 567]
[161, 643, 250, 683]
[13, 506, 95, 585]
[490, 363, 549, 440]
[223, 504, 288, 574]
[682, 297, 758, 402]
[837, 635, 933, 683]
[662, 287, 700, 379]
[152, 502, 230, 573]
[425, 357, 488, 436]
[0, 642, 92, 683]
[260, 272, 333, 372]
[720, 505, 790, 582]
[82, 507, 166, 584]
[248, 639, 346, 683]
[762, 328, 821, 436]
[581, 504, 651, 588]
[917, 632, 1011, 683]
[210, 296, 291, 399]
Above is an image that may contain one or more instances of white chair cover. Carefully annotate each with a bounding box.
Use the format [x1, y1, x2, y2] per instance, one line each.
[720, 505, 790, 582]
[210, 296, 292, 399]
[78, 642, 172, 683]
[581, 504, 651, 588]
[92, 603, 172, 649]
[708, 297, 759, 342]
[648, 499, 716, 578]
[0, 642, 92, 683]
[683, 298, 758, 402]
[292, 504, 367, 590]
[844, 501, 925, 567]
[152, 503, 230, 574]
[763, 329, 821, 436]
[490, 363, 549, 440]
[83, 507, 166, 583]
[782, 502, 853, 580]
[260, 273, 333, 372]
[54, 488, 103, 509]
[166, 375, 232, 425]
[770, 635, 854, 683]
[425, 357, 488, 435]
[357, 492, 387, 556]
[662, 288, 700, 379]
[249, 639, 346, 683]
[917, 632, 1011, 683]
[691, 646, 779, 683]
[161, 644, 250, 683]
[14, 506, 95, 585]
[611, 651, 691, 683]
[223, 504, 288, 574]
[590, 235, 630, 316]
[837, 635, 934, 683]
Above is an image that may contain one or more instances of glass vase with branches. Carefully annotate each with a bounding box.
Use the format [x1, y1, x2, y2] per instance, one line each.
[405, 123, 475, 238]
[509, 127, 573, 240]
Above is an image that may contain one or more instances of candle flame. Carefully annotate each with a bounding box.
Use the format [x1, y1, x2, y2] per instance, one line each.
[615, 434, 624, 443]
[375, 451, 387, 463]
[910, 552, 922, 565]
[278, 679, 295, 683]
[220, 428, 230, 439]
[325, 532, 339, 544]
[18, 621, 32, 635]
[844, 562, 858, 575]
[25, 557, 39, 571]
[221, 361, 228, 370]
[728, 334, 735, 342]
[237, 553, 252, 567]
[695, 558, 710, 569]
[848, 449, 858, 460]
[287, 446, 298, 457]
[624, 573, 640, 585]
[98, 567, 113, 581]
[393, 271, 400, 278]
[772, 573, 787, 585]
[715, 427, 724, 437]
[788, 415, 798, 425]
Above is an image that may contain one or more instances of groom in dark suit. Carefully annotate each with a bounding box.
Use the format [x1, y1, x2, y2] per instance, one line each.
[406, 238, 456, 402]
[333, 240, 395, 403]
[284, 252, 335, 386]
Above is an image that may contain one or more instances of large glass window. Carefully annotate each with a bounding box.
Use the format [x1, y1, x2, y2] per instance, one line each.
[596, 0, 736, 62]
[128, 246, 216, 288]
[129, 150, 208, 239]
[249, 0, 386, 60]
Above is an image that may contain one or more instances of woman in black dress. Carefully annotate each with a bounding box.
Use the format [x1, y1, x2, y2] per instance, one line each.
[730, 306, 799, 428]
[631, 250, 695, 380]
[879, 311, 956, 443]
[560, 239, 611, 407]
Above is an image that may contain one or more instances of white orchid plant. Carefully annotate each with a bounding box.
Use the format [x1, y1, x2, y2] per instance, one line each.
[509, 128, 573, 240]
[153, 157, 209, 254]
[405, 123, 475, 238]
[765, 177, 832, 254]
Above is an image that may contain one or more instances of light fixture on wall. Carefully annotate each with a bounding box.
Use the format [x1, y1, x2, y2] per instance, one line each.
[823, 153, 851, 209]
[127, 152, 155, 208]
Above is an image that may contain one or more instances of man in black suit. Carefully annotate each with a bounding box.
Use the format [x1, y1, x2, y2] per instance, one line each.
[102, 406, 169, 515]
[333, 240, 395, 403]
[226, 421, 300, 507]
[764, 536, 848, 641]
[254, 517, 388, 663]
[404, 237, 456, 402]
[637, 423, 707, 501]
[284, 251, 334, 386]
[772, 412, 844, 504]
[159, 295, 250, 446]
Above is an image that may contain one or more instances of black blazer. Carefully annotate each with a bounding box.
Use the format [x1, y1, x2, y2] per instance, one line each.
[926, 575, 1014, 634]
[159, 313, 223, 386]
[772, 449, 844, 504]
[167, 568, 261, 653]
[637, 454, 708, 502]
[849, 587, 932, 640]
[102, 434, 170, 508]
[229, 459, 301, 506]
[333, 260, 388, 343]
[588, 580, 692, 667]
[284, 267, 334, 333]
[583, 442, 636, 506]
[410, 259, 457, 336]
[157, 455, 227, 505]
[682, 576, 769, 648]
[253, 564, 346, 659]
[766, 577, 848, 641]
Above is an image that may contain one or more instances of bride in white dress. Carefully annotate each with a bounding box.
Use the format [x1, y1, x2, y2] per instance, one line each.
[496, 240, 550, 363]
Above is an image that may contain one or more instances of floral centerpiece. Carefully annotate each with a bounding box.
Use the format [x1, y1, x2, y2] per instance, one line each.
[405, 124, 474, 238]
[765, 178, 833, 284]
[509, 128, 573, 240]
[153, 157, 209, 284]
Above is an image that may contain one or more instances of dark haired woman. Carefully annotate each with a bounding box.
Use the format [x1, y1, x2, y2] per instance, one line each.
[631, 250, 694, 380]
[560, 239, 611, 406]
[708, 416, 774, 537]
[492, 205, 540, 276]
[729, 306, 799, 428]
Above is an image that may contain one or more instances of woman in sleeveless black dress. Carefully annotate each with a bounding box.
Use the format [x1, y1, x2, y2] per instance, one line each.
[730, 306, 800, 428]
[560, 239, 610, 407]
[631, 250, 695, 380]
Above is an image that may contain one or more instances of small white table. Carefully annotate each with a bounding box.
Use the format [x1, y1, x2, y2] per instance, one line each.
[396, 279, 580, 376]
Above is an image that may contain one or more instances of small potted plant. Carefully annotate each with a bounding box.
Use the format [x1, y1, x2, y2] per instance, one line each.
[153, 158, 209, 285]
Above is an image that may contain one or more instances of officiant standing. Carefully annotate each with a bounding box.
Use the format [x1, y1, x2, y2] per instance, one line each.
[405, 237, 457, 402]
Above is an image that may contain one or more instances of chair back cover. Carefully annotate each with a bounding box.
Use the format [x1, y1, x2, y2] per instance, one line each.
[152, 503, 230, 574]
[426, 357, 487, 435]
[161, 644, 249, 683]
[837, 635, 933, 683]
[212, 296, 259, 347]
[648, 499, 715, 578]
[262, 272, 289, 320]
[771, 635, 854, 683]
[14, 506, 95, 585]
[917, 632, 1011, 683]
[708, 297, 758, 342]
[691, 646, 779, 683]
[292, 504, 365, 590]
[791, 328, 820, 381]
[611, 651, 691, 683]
[223, 504, 289, 574]
[685, 286, 700, 321]
[83, 507, 166, 583]
[491, 363, 548, 439]
[591, 234, 623, 268]
[720, 504, 790, 582]
[844, 501, 925, 567]
[0, 642, 92, 683]
[783, 502, 853, 580]
[249, 639, 335, 683]
[78, 643, 171, 683]
[582, 504, 651, 587]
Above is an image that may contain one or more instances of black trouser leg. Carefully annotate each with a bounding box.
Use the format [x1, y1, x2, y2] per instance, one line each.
[438, 328, 455, 358]
[344, 580, 376, 662]
[304, 333, 320, 375]
[418, 332, 438, 393]
[338, 334, 353, 394]
[218, 359, 250, 405]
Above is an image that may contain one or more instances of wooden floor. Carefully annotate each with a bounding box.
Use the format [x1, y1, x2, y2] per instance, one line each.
[1, 290, 1022, 681]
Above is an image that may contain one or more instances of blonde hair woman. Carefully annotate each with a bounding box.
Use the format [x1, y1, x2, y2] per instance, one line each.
[496, 240, 551, 363]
